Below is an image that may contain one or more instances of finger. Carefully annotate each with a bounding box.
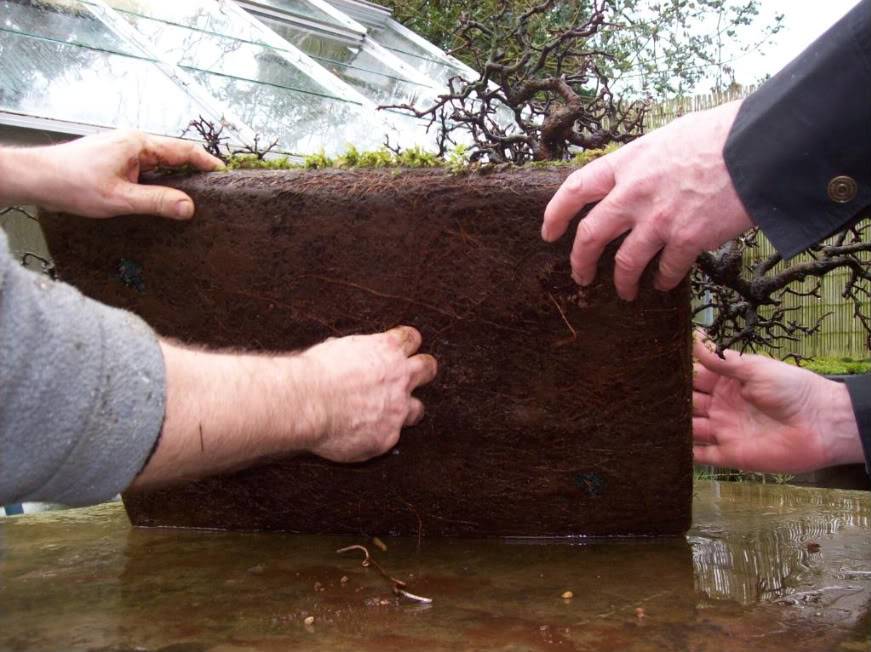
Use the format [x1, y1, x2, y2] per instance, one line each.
[612, 225, 664, 301]
[142, 134, 224, 172]
[118, 182, 196, 220]
[692, 417, 718, 445]
[653, 238, 698, 292]
[693, 364, 720, 394]
[693, 391, 712, 417]
[386, 325, 422, 357]
[542, 156, 616, 242]
[404, 398, 425, 427]
[407, 353, 438, 389]
[568, 196, 631, 286]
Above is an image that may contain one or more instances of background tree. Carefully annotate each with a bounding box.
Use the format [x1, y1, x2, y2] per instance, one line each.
[380, 0, 869, 359]
[380, 0, 782, 163]
[382, 0, 650, 162]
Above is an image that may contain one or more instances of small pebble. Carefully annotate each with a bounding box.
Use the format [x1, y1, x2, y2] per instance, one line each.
[561, 591, 574, 600]
[340, 575, 350, 584]
[314, 582, 324, 592]
[635, 607, 646, 619]
[373, 537, 388, 552]
[304, 616, 315, 626]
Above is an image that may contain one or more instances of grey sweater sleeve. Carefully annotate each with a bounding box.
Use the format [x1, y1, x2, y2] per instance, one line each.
[0, 229, 165, 506]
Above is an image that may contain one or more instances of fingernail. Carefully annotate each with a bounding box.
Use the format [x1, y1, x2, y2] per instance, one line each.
[175, 199, 194, 219]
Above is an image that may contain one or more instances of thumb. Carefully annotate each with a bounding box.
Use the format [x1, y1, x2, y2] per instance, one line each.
[119, 182, 196, 220]
[692, 335, 754, 382]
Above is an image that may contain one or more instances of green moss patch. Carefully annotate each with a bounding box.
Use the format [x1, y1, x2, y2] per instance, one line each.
[214, 144, 616, 174]
[794, 357, 871, 376]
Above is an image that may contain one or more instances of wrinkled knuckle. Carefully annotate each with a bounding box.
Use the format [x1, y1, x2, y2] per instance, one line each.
[631, 175, 655, 197]
[574, 220, 599, 248]
[671, 229, 697, 253]
[646, 209, 667, 231]
[122, 129, 146, 147]
[155, 189, 174, 214]
[614, 249, 640, 274]
[563, 170, 586, 196]
[659, 253, 689, 281]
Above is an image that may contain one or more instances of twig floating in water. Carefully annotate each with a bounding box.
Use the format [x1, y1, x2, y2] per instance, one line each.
[395, 587, 433, 604]
[337, 544, 432, 604]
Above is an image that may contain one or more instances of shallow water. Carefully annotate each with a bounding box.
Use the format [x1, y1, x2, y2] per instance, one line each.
[1, 481, 870, 651]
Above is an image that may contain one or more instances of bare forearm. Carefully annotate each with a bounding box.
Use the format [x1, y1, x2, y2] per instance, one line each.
[0, 146, 57, 207]
[130, 340, 320, 490]
[130, 326, 436, 489]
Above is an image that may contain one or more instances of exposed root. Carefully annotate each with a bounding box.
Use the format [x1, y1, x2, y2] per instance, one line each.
[548, 292, 577, 346]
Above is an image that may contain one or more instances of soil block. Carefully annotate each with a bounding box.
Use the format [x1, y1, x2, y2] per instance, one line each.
[39, 167, 693, 537]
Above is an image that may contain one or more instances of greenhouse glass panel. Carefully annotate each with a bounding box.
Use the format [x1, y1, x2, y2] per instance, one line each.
[114, 15, 330, 96]
[241, 0, 347, 28]
[254, 15, 432, 107]
[2, 0, 136, 54]
[187, 69, 386, 153]
[97, 0, 273, 46]
[98, 0, 400, 154]
[0, 1, 212, 135]
[368, 21, 466, 86]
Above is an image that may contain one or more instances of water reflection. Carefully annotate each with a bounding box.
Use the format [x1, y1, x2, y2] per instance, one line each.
[1, 482, 870, 651]
[691, 482, 871, 606]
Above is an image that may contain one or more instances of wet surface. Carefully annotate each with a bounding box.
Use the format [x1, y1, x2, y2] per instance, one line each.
[1, 481, 870, 651]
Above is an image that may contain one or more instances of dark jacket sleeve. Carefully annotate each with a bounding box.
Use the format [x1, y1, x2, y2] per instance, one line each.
[0, 229, 166, 506]
[723, 0, 871, 259]
[844, 375, 871, 473]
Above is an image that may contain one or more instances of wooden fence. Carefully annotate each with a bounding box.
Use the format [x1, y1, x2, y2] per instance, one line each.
[732, 229, 870, 360]
[646, 87, 869, 360]
[645, 85, 757, 131]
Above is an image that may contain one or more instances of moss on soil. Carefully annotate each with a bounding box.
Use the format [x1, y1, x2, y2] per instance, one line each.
[204, 143, 618, 174]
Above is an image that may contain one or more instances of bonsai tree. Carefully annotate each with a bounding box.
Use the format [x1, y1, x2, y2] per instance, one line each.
[381, 0, 648, 162]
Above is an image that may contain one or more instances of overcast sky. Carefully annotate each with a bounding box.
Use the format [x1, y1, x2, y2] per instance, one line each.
[734, 0, 860, 84]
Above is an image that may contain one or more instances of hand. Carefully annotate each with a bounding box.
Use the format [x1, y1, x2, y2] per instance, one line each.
[134, 328, 437, 489]
[1, 129, 223, 219]
[301, 326, 438, 463]
[541, 100, 754, 300]
[692, 335, 864, 474]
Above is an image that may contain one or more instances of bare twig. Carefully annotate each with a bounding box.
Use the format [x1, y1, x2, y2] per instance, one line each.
[694, 222, 871, 357]
[183, 115, 230, 161]
[336, 544, 432, 604]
